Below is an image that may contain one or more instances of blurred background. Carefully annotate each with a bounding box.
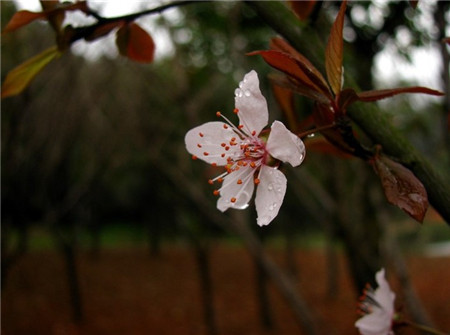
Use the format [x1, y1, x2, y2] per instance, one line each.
[2, 1, 449, 334]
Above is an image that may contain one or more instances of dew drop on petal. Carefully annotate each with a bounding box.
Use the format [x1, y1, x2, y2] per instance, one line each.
[234, 88, 243, 98]
[268, 183, 273, 191]
[239, 81, 244, 88]
[244, 90, 251, 97]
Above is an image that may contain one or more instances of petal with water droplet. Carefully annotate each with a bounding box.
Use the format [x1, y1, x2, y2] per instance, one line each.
[235, 70, 268, 136]
[266, 121, 305, 167]
[255, 165, 287, 226]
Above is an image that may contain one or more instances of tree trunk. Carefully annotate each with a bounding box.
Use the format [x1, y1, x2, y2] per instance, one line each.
[53, 227, 84, 323]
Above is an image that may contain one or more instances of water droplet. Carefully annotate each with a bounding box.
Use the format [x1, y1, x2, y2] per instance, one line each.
[234, 88, 243, 98]
[244, 90, 251, 97]
[239, 81, 244, 88]
[269, 204, 274, 211]
[268, 183, 273, 191]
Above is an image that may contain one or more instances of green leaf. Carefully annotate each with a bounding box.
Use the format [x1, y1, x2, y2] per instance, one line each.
[373, 155, 428, 223]
[325, 0, 346, 96]
[1, 46, 60, 99]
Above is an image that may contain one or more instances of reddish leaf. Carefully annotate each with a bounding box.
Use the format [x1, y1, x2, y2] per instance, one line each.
[250, 50, 332, 101]
[270, 37, 330, 94]
[269, 73, 330, 104]
[42, 1, 89, 33]
[337, 88, 359, 111]
[116, 23, 155, 63]
[2, 10, 47, 33]
[1, 46, 60, 99]
[357, 87, 444, 102]
[288, 0, 316, 21]
[409, 0, 419, 9]
[373, 155, 428, 222]
[325, 0, 347, 96]
[272, 82, 298, 132]
[3, 1, 89, 34]
[312, 102, 356, 154]
[84, 21, 125, 42]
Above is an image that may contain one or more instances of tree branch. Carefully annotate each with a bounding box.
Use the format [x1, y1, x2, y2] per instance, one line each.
[246, 1, 450, 224]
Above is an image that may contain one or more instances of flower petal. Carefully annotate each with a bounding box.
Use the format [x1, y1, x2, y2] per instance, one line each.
[185, 121, 241, 166]
[266, 121, 305, 167]
[235, 70, 269, 136]
[355, 311, 392, 335]
[217, 165, 255, 212]
[374, 269, 396, 315]
[255, 165, 287, 226]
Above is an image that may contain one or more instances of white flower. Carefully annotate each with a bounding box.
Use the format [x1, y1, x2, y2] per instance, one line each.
[185, 70, 305, 226]
[355, 268, 396, 335]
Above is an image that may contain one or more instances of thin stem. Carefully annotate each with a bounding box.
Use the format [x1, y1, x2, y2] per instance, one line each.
[70, 0, 209, 44]
[403, 320, 448, 335]
[296, 123, 336, 139]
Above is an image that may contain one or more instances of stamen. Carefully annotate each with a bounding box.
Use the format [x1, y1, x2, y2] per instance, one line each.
[254, 178, 260, 185]
[231, 197, 237, 203]
[213, 190, 220, 196]
[233, 108, 239, 114]
[237, 179, 243, 184]
[203, 152, 209, 156]
[199, 132, 204, 137]
[208, 179, 214, 185]
[192, 155, 198, 160]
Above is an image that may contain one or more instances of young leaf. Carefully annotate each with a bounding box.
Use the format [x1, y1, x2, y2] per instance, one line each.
[270, 38, 330, 94]
[356, 87, 444, 102]
[1, 46, 60, 99]
[272, 82, 298, 132]
[288, 0, 316, 21]
[2, 10, 47, 33]
[325, 0, 347, 96]
[116, 23, 155, 63]
[250, 50, 331, 101]
[373, 155, 428, 223]
[84, 21, 125, 42]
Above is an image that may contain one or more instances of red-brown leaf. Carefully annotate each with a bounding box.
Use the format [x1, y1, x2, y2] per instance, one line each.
[84, 21, 125, 42]
[325, 0, 347, 96]
[373, 155, 428, 222]
[272, 82, 298, 132]
[288, 0, 316, 21]
[409, 0, 419, 9]
[270, 37, 330, 94]
[357, 87, 444, 102]
[312, 102, 356, 154]
[116, 23, 155, 63]
[269, 73, 330, 104]
[2, 10, 47, 33]
[250, 49, 332, 102]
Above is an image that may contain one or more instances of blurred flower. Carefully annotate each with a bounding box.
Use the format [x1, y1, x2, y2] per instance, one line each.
[185, 70, 305, 226]
[355, 268, 396, 335]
